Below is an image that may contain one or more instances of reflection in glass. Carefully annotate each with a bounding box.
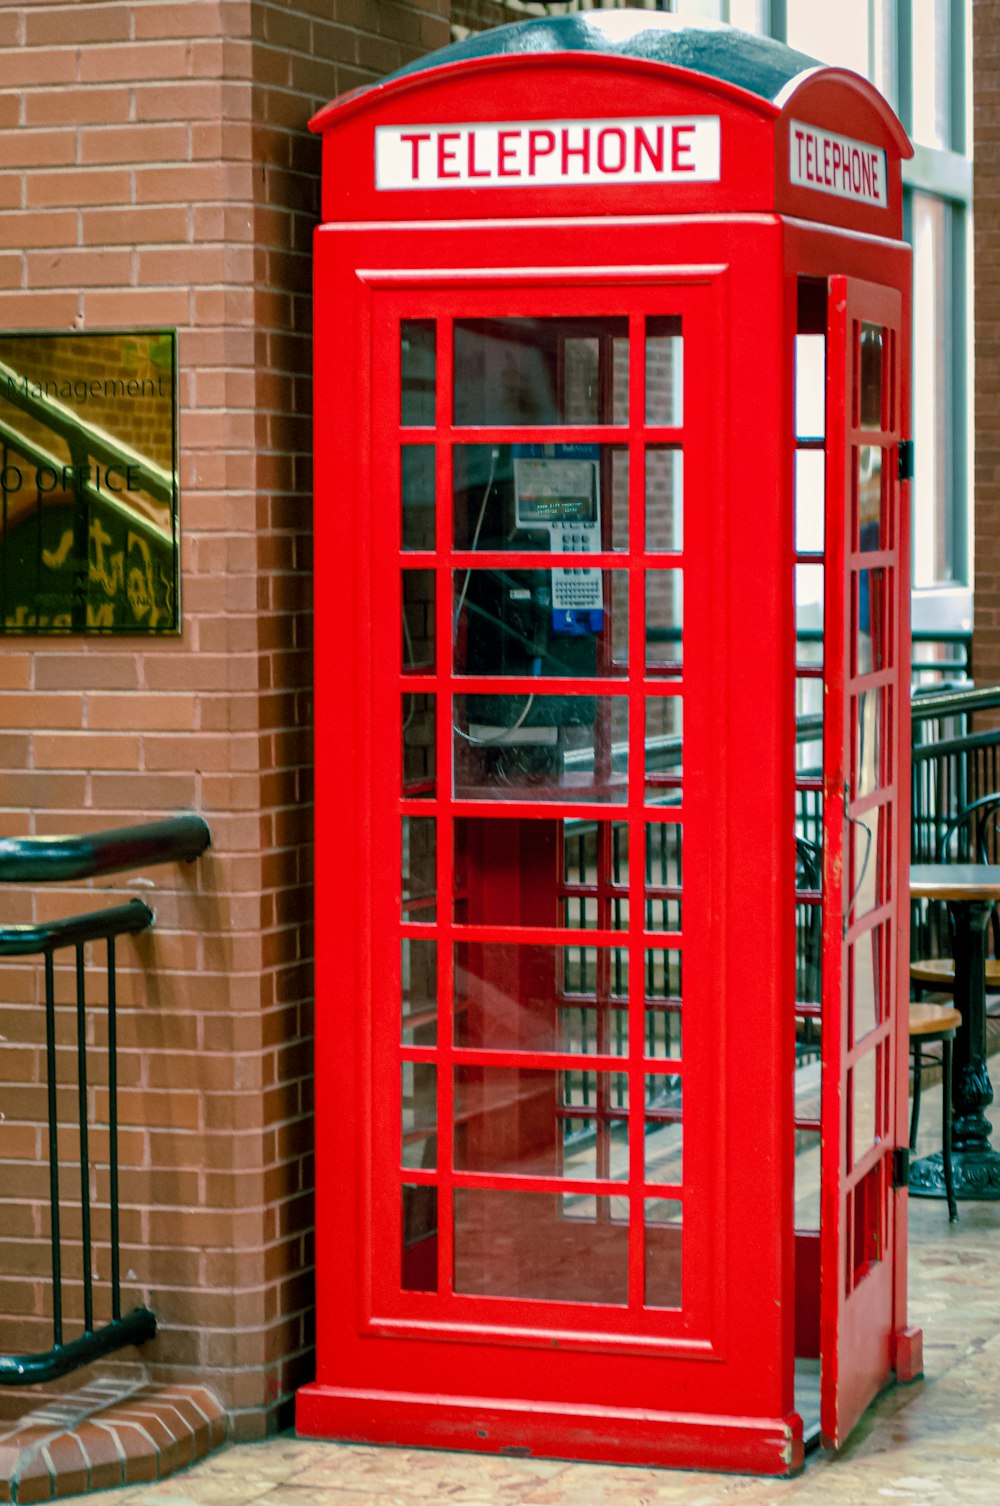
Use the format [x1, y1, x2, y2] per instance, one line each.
[454, 318, 628, 427]
[645, 821, 682, 932]
[453, 569, 626, 678]
[644, 1198, 682, 1309]
[402, 1061, 437, 1168]
[402, 937, 437, 1045]
[859, 323, 884, 430]
[645, 1075, 682, 1182]
[644, 947, 681, 1059]
[795, 333, 826, 440]
[402, 815, 436, 922]
[402, 691, 435, 798]
[645, 447, 683, 551]
[401, 1184, 437, 1292]
[857, 446, 883, 552]
[454, 942, 628, 1055]
[454, 1067, 629, 1180]
[795, 448, 824, 554]
[453, 1189, 628, 1303]
[401, 320, 436, 426]
[402, 569, 435, 673]
[645, 570, 683, 674]
[401, 445, 435, 550]
[453, 694, 628, 803]
[646, 316, 683, 426]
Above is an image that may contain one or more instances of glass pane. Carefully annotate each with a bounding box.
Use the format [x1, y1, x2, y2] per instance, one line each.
[453, 694, 628, 802]
[644, 947, 682, 1059]
[402, 569, 435, 673]
[848, 1047, 879, 1167]
[645, 1074, 682, 1183]
[850, 805, 882, 921]
[401, 445, 435, 550]
[645, 447, 683, 551]
[453, 441, 628, 550]
[401, 320, 436, 426]
[454, 318, 628, 426]
[857, 446, 884, 553]
[911, 193, 951, 587]
[854, 686, 886, 797]
[453, 1189, 628, 1304]
[794, 1128, 821, 1232]
[795, 333, 826, 440]
[795, 448, 824, 554]
[645, 695, 682, 805]
[402, 1061, 437, 1169]
[453, 568, 625, 677]
[454, 942, 628, 1054]
[562, 817, 630, 930]
[851, 923, 886, 1046]
[402, 937, 437, 1046]
[645, 570, 683, 674]
[911, 0, 951, 150]
[645, 820, 682, 932]
[855, 566, 890, 675]
[454, 1067, 629, 1180]
[786, 0, 869, 77]
[644, 1198, 682, 1309]
[453, 817, 628, 927]
[402, 691, 435, 798]
[795, 563, 824, 664]
[859, 324, 884, 430]
[402, 815, 436, 922]
[401, 1184, 437, 1292]
[646, 316, 683, 426]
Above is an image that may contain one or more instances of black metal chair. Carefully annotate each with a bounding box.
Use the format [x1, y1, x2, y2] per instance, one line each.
[910, 791, 1000, 996]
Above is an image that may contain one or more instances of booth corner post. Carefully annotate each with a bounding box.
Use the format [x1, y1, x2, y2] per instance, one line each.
[302, 12, 914, 1476]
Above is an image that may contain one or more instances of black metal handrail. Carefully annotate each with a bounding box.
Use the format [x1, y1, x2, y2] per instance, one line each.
[0, 815, 210, 1386]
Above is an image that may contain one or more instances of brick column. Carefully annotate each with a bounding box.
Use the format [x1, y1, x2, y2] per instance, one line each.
[0, 0, 448, 1440]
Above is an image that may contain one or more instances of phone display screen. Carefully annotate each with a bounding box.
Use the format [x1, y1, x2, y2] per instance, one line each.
[514, 456, 598, 525]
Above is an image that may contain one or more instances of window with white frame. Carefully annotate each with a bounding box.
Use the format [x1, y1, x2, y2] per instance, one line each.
[452, 1, 973, 654]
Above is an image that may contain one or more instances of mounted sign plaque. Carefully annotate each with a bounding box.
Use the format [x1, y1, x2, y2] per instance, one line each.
[0, 329, 179, 634]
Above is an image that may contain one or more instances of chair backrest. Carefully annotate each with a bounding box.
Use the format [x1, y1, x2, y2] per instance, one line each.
[934, 792, 1000, 954]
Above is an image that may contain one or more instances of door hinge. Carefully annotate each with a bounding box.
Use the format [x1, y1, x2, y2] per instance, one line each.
[892, 1146, 910, 1189]
[897, 440, 914, 483]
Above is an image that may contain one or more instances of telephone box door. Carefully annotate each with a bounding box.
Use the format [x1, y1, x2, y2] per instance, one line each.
[362, 265, 756, 1387]
[821, 275, 908, 1447]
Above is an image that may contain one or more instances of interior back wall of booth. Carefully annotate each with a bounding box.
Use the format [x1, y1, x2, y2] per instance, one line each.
[0, 0, 448, 1437]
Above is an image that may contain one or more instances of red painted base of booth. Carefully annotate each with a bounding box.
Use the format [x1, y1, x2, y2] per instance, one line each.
[295, 1384, 806, 1477]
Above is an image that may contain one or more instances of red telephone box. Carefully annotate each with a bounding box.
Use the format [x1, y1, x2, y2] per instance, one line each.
[299, 13, 916, 1476]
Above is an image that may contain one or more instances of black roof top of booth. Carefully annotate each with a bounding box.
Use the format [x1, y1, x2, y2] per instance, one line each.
[377, 11, 819, 104]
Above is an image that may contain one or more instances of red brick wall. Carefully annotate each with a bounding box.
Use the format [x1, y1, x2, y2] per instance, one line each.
[0, 0, 448, 1439]
[975, 1, 1000, 689]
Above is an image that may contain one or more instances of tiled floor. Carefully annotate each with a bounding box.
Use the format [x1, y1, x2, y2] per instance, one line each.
[79, 1084, 1000, 1506]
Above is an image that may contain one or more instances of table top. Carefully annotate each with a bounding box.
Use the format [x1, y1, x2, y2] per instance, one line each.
[910, 863, 1000, 901]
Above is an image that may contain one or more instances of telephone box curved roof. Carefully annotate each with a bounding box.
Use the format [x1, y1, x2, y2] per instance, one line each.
[377, 11, 819, 106]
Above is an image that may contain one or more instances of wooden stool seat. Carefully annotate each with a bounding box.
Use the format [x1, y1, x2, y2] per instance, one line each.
[907, 1001, 960, 1221]
[910, 956, 1000, 990]
[909, 1002, 962, 1036]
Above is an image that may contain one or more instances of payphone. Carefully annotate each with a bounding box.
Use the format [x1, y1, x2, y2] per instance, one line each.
[303, 10, 916, 1477]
